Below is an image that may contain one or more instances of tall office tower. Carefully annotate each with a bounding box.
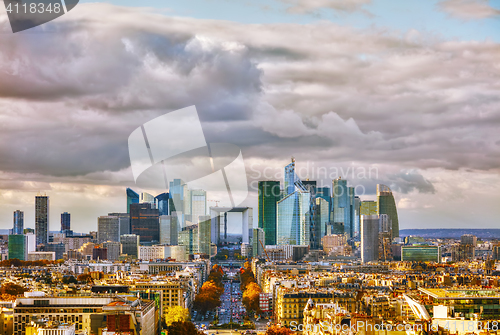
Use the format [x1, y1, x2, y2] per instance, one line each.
[25, 233, 36, 255]
[316, 187, 331, 204]
[120, 234, 139, 258]
[97, 216, 120, 243]
[312, 197, 329, 249]
[13, 210, 24, 235]
[276, 189, 311, 246]
[191, 190, 207, 223]
[130, 203, 160, 244]
[460, 234, 477, 247]
[159, 215, 178, 245]
[198, 215, 211, 256]
[353, 196, 360, 239]
[378, 214, 392, 262]
[60, 212, 70, 232]
[155, 193, 169, 216]
[169, 179, 186, 213]
[35, 195, 49, 246]
[360, 200, 377, 215]
[258, 181, 280, 245]
[361, 215, 379, 263]
[252, 228, 265, 257]
[332, 178, 355, 239]
[102, 241, 121, 261]
[377, 184, 399, 238]
[108, 213, 130, 236]
[179, 225, 199, 256]
[284, 158, 298, 195]
[140, 192, 156, 207]
[8, 235, 25, 260]
[126, 188, 140, 213]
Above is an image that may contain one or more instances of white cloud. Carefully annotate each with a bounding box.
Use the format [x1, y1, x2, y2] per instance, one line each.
[438, 0, 500, 20]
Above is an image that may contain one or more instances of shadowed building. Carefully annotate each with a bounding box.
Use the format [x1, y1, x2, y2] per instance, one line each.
[258, 181, 280, 245]
[130, 203, 160, 244]
[35, 195, 49, 247]
[377, 184, 399, 238]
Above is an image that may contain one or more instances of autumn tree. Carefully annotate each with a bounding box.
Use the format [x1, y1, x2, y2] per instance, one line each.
[77, 273, 92, 283]
[166, 321, 204, 335]
[266, 325, 293, 335]
[242, 282, 262, 312]
[164, 306, 190, 327]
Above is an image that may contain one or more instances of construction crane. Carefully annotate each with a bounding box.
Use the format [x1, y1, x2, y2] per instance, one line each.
[259, 239, 271, 262]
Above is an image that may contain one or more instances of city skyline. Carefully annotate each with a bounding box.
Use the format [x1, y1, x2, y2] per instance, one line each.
[0, 1, 499, 233]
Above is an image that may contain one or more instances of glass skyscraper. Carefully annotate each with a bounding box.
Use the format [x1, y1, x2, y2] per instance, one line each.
[130, 202, 160, 244]
[35, 195, 49, 246]
[258, 181, 280, 245]
[61, 212, 71, 232]
[377, 184, 399, 238]
[276, 190, 310, 246]
[126, 188, 139, 214]
[332, 178, 355, 239]
[13, 210, 24, 235]
[155, 193, 170, 216]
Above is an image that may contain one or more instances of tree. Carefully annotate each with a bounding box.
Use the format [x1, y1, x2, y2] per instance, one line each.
[242, 282, 262, 312]
[164, 306, 190, 327]
[166, 321, 204, 335]
[62, 275, 78, 285]
[77, 273, 92, 283]
[0, 282, 27, 296]
[266, 325, 293, 335]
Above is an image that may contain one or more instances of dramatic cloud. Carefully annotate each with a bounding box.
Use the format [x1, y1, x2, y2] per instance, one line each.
[0, 3, 499, 230]
[438, 0, 500, 20]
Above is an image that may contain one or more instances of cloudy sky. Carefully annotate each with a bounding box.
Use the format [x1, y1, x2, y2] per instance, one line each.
[0, 0, 499, 233]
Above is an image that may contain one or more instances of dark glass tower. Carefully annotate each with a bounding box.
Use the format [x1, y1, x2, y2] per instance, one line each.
[377, 184, 399, 238]
[13, 210, 24, 235]
[258, 181, 280, 245]
[332, 178, 355, 239]
[155, 192, 170, 216]
[130, 203, 160, 244]
[61, 212, 71, 232]
[126, 188, 139, 214]
[35, 195, 49, 246]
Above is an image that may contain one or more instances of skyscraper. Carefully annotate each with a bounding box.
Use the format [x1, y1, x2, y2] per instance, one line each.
[126, 188, 139, 214]
[140, 192, 156, 206]
[361, 215, 379, 263]
[155, 193, 170, 216]
[312, 197, 330, 248]
[97, 216, 120, 244]
[276, 189, 310, 246]
[130, 203, 160, 244]
[120, 234, 140, 258]
[35, 195, 49, 246]
[258, 181, 280, 245]
[108, 213, 131, 236]
[190, 189, 207, 223]
[13, 210, 24, 235]
[252, 228, 265, 257]
[8, 234, 25, 260]
[360, 200, 377, 216]
[61, 212, 71, 232]
[353, 196, 361, 239]
[198, 215, 211, 255]
[159, 215, 179, 245]
[284, 158, 298, 195]
[332, 178, 355, 239]
[377, 184, 399, 238]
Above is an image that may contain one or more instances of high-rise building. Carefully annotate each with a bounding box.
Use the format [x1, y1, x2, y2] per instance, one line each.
[378, 214, 392, 262]
[284, 158, 298, 195]
[360, 200, 377, 216]
[35, 195, 49, 246]
[13, 210, 24, 235]
[169, 179, 187, 213]
[198, 215, 211, 255]
[140, 192, 156, 206]
[377, 184, 399, 238]
[401, 246, 441, 262]
[108, 212, 130, 236]
[276, 189, 310, 246]
[252, 228, 265, 257]
[332, 178, 355, 239]
[120, 234, 139, 258]
[312, 197, 329, 249]
[361, 215, 379, 263]
[97, 216, 120, 244]
[8, 234, 25, 260]
[258, 181, 280, 245]
[353, 196, 360, 238]
[61, 212, 70, 232]
[102, 241, 121, 261]
[160, 215, 175, 245]
[460, 234, 477, 247]
[130, 203, 160, 244]
[126, 188, 139, 214]
[155, 193, 170, 216]
[179, 225, 199, 256]
[190, 189, 207, 223]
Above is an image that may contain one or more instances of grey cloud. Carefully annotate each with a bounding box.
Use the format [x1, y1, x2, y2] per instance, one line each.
[386, 170, 436, 194]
